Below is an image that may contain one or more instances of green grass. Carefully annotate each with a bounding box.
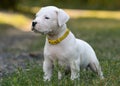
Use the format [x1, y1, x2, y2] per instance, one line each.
[1, 18, 120, 86]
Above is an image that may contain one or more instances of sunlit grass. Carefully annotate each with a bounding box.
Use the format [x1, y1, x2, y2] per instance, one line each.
[18, 6, 120, 20]
[65, 9, 120, 19]
[0, 7, 120, 32]
[0, 12, 31, 31]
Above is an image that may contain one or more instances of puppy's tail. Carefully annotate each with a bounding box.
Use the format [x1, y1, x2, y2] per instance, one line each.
[88, 62, 104, 79]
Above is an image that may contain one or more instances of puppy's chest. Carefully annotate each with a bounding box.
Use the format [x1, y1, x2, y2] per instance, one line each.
[45, 45, 71, 61]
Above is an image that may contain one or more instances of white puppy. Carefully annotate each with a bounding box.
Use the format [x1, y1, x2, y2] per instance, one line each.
[32, 6, 104, 81]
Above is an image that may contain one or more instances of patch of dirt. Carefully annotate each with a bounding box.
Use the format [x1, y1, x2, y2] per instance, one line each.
[0, 26, 43, 78]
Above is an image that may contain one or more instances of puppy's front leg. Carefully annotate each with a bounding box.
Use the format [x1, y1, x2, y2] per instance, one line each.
[43, 59, 53, 81]
[70, 60, 80, 80]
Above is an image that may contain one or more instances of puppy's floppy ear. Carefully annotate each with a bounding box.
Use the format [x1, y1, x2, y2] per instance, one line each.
[57, 9, 70, 27]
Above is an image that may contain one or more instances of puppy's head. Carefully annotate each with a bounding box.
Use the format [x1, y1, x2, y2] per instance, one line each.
[32, 6, 69, 35]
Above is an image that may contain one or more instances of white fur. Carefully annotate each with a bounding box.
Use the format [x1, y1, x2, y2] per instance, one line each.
[32, 6, 104, 81]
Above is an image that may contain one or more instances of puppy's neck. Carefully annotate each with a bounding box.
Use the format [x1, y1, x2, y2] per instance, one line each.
[47, 24, 67, 40]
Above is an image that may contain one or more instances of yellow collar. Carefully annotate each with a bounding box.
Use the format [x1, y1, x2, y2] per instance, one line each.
[48, 29, 70, 45]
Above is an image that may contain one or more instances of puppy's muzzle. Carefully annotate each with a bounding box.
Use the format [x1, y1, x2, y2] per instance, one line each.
[32, 21, 37, 27]
[32, 21, 37, 31]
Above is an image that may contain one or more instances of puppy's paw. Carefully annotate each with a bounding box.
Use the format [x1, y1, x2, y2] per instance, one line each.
[100, 75, 104, 80]
[44, 76, 51, 81]
[58, 71, 62, 80]
[70, 73, 79, 80]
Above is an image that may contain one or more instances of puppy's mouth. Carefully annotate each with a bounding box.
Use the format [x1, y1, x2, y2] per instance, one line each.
[32, 28, 50, 35]
[32, 28, 40, 33]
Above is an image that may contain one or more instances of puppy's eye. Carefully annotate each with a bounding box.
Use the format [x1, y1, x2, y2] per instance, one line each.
[45, 17, 50, 19]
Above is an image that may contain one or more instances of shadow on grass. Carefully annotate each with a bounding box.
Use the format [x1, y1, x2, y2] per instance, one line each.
[0, 23, 44, 53]
[0, 23, 14, 33]
[0, 23, 44, 79]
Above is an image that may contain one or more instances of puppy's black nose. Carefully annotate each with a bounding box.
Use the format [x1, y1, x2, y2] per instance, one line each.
[32, 21, 37, 27]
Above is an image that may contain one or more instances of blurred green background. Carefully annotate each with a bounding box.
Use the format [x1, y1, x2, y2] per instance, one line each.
[0, 0, 120, 10]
